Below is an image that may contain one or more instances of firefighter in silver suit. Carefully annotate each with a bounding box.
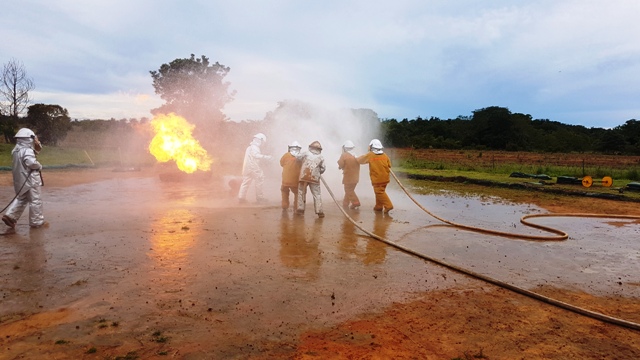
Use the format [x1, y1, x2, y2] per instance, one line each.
[238, 133, 272, 204]
[296, 141, 326, 217]
[3, 128, 47, 229]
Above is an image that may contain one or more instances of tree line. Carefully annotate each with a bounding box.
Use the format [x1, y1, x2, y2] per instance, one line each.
[381, 106, 640, 155]
[2, 56, 638, 155]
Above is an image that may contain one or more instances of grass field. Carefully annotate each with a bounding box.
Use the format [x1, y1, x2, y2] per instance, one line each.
[2, 143, 639, 182]
[1, 141, 639, 199]
[390, 148, 640, 182]
[0, 143, 156, 169]
[390, 148, 640, 201]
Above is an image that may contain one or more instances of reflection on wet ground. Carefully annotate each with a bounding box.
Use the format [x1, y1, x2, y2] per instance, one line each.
[0, 174, 638, 357]
[390, 186, 640, 298]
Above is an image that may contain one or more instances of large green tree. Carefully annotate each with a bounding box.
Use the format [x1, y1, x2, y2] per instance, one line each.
[150, 54, 235, 131]
[26, 104, 72, 146]
[616, 119, 640, 154]
[467, 106, 514, 149]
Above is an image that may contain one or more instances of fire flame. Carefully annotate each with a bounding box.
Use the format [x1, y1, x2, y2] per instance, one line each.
[148, 113, 213, 173]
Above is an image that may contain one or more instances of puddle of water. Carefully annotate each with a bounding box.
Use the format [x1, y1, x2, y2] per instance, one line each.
[393, 188, 640, 298]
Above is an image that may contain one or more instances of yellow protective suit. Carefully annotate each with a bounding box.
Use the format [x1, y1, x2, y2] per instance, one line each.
[337, 151, 360, 208]
[280, 152, 301, 209]
[358, 151, 393, 212]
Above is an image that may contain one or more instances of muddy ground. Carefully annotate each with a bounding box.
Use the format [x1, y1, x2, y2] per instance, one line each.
[0, 167, 639, 359]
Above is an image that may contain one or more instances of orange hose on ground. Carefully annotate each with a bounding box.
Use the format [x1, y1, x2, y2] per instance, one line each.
[390, 170, 640, 241]
[320, 174, 640, 331]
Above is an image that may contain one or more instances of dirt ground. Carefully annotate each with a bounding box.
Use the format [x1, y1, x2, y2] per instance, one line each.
[1, 167, 639, 359]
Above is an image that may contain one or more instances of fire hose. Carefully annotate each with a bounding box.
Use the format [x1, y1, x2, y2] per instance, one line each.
[388, 170, 640, 241]
[0, 169, 38, 214]
[320, 172, 640, 331]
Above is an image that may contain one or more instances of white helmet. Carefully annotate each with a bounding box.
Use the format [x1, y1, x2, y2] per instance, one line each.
[343, 140, 355, 149]
[288, 141, 301, 149]
[369, 139, 383, 149]
[288, 140, 301, 155]
[254, 133, 267, 142]
[15, 128, 36, 138]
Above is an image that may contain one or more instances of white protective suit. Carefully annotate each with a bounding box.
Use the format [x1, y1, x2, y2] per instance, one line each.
[296, 146, 326, 216]
[4, 136, 45, 227]
[238, 136, 271, 202]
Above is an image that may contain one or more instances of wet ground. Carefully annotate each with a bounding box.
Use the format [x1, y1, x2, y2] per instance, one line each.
[0, 168, 639, 359]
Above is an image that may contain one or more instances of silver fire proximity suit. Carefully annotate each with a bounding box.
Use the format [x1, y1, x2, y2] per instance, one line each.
[4, 135, 45, 228]
[238, 134, 272, 203]
[296, 141, 325, 217]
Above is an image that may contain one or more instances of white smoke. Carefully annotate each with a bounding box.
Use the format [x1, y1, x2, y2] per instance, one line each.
[260, 100, 382, 190]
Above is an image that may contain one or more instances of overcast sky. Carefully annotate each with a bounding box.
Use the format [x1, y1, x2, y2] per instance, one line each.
[2, 0, 639, 128]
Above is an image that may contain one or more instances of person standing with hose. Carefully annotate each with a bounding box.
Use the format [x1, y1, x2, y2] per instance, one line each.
[337, 140, 361, 210]
[2, 128, 48, 229]
[280, 141, 302, 210]
[296, 141, 326, 218]
[358, 139, 393, 214]
[238, 133, 272, 204]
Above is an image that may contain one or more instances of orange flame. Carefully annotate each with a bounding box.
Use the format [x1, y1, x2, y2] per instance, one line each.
[148, 113, 213, 173]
